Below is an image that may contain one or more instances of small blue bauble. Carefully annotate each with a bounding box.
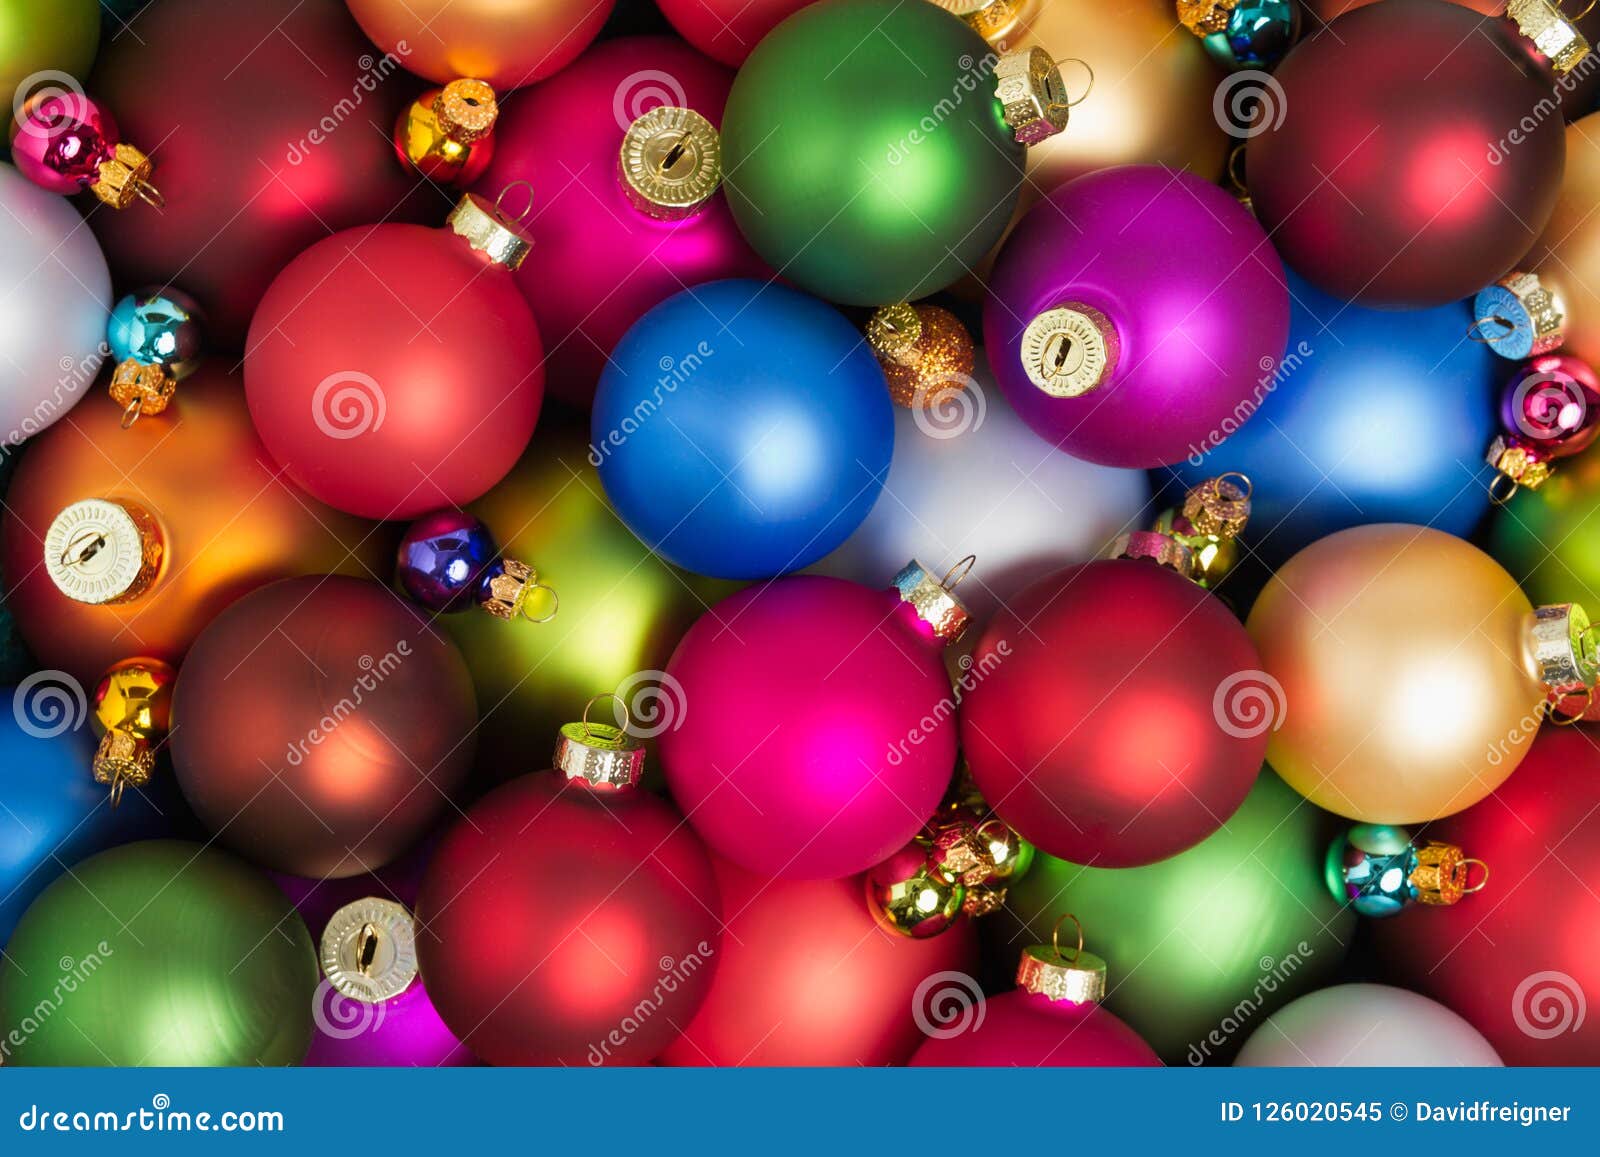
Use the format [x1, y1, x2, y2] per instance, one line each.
[593, 280, 895, 580]
[107, 287, 205, 377]
[1163, 272, 1499, 564]
[396, 509, 500, 613]
[1203, 0, 1301, 70]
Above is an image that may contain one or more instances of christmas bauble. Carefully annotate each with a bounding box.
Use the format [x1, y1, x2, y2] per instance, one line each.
[1235, 984, 1502, 1066]
[593, 280, 893, 579]
[661, 572, 964, 879]
[909, 990, 1160, 1066]
[475, 37, 768, 406]
[0, 163, 109, 445]
[91, 0, 428, 347]
[985, 166, 1288, 469]
[1248, 525, 1545, 823]
[721, 0, 1036, 304]
[0, 691, 171, 943]
[1526, 114, 1600, 372]
[441, 419, 732, 768]
[1198, 0, 1299, 70]
[1167, 271, 1498, 563]
[1248, 0, 1565, 307]
[0, 0, 99, 128]
[170, 576, 477, 878]
[345, 0, 614, 89]
[808, 361, 1151, 621]
[659, 856, 980, 1066]
[1001, 771, 1353, 1064]
[0, 840, 317, 1065]
[961, 560, 1267, 867]
[655, 0, 815, 65]
[1374, 726, 1600, 1064]
[416, 768, 720, 1065]
[0, 368, 387, 686]
[245, 196, 544, 519]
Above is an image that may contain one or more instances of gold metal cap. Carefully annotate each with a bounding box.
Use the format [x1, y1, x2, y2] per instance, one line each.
[619, 106, 723, 221]
[480, 557, 558, 623]
[1107, 529, 1194, 575]
[320, 898, 419, 1004]
[1016, 915, 1107, 1005]
[447, 189, 533, 270]
[93, 141, 163, 210]
[1178, 0, 1239, 35]
[1409, 842, 1487, 906]
[433, 78, 498, 144]
[1508, 0, 1590, 75]
[1182, 473, 1253, 539]
[928, 0, 1033, 43]
[1020, 303, 1118, 398]
[554, 697, 646, 791]
[891, 557, 974, 642]
[44, 498, 164, 605]
[1529, 602, 1599, 694]
[866, 303, 922, 363]
[961, 883, 1008, 917]
[109, 359, 176, 427]
[995, 47, 1070, 146]
[92, 730, 155, 806]
[1487, 436, 1554, 504]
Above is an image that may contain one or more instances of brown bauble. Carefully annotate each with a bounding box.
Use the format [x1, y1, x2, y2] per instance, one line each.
[170, 575, 476, 878]
[0, 368, 389, 686]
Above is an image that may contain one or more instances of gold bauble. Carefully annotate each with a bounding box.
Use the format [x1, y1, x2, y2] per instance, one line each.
[1248, 525, 1546, 824]
[93, 658, 174, 742]
[1529, 113, 1600, 370]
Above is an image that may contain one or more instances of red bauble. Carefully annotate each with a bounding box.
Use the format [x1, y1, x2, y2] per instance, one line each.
[654, 0, 817, 66]
[909, 990, 1161, 1067]
[245, 209, 544, 519]
[1374, 726, 1600, 1065]
[90, 0, 428, 347]
[960, 561, 1266, 867]
[658, 856, 979, 1066]
[170, 576, 477, 878]
[415, 772, 721, 1066]
[1249, 0, 1565, 307]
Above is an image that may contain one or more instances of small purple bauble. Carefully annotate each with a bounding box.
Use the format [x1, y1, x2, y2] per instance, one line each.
[396, 509, 499, 613]
[984, 165, 1289, 468]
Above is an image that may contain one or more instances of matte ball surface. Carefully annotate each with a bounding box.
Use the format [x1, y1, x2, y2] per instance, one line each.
[909, 989, 1161, 1066]
[654, 0, 815, 65]
[0, 0, 99, 126]
[1235, 984, 1503, 1066]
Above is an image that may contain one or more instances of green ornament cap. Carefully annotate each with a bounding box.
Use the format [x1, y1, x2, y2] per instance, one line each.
[994, 47, 1071, 146]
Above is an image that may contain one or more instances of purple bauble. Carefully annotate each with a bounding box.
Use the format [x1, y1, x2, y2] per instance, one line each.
[1498, 353, 1600, 460]
[396, 509, 500, 613]
[984, 166, 1289, 468]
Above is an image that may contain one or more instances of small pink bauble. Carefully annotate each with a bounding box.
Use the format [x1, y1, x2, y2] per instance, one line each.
[11, 92, 116, 194]
[661, 572, 961, 880]
[473, 36, 768, 407]
[910, 988, 1162, 1066]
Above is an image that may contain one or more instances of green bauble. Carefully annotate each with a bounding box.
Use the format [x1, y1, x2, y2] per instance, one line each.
[445, 417, 735, 770]
[0, 0, 100, 126]
[722, 0, 1023, 304]
[0, 840, 316, 1066]
[1489, 452, 1600, 610]
[997, 772, 1354, 1065]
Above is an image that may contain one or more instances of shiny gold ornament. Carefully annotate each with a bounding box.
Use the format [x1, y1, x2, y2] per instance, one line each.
[929, 813, 1029, 887]
[320, 898, 419, 1003]
[1109, 474, 1252, 589]
[1015, 914, 1107, 1004]
[395, 79, 499, 187]
[866, 845, 967, 939]
[446, 188, 533, 270]
[619, 106, 723, 221]
[866, 303, 976, 409]
[435, 78, 498, 143]
[1177, 0, 1238, 33]
[91, 657, 174, 806]
[108, 359, 176, 426]
[961, 884, 1008, 917]
[43, 498, 164, 606]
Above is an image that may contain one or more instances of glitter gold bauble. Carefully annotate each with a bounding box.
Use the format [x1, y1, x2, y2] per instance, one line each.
[866, 304, 976, 409]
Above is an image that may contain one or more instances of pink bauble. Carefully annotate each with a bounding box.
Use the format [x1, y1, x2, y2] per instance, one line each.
[984, 165, 1288, 468]
[655, 0, 817, 66]
[244, 215, 543, 520]
[661, 575, 957, 880]
[474, 37, 768, 407]
[910, 989, 1162, 1066]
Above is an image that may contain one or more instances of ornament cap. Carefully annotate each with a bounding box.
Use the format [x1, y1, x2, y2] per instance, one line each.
[1020, 303, 1119, 397]
[1182, 473, 1253, 539]
[1016, 915, 1107, 1004]
[1409, 842, 1488, 906]
[928, 0, 1031, 43]
[433, 78, 498, 144]
[1529, 602, 1599, 694]
[866, 303, 923, 363]
[554, 696, 646, 790]
[44, 498, 164, 605]
[447, 189, 534, 271]
[1507, 0, 1590, 76]
[1177, 0, 1240, 34]
[93, 142, 163, 210]
[891, 557, 974, 641]
[480, 557, 558, 623]
[1486, 434, 1553, 502]
[1473, 272, 1567, 360]
[109, 359, 176, 427]
[1107, 529, 1195, 575]
[320, 898, 419, 1004]
[994, 47, 1071, 145]
[92, 731, 154, 808]
[619, 106, 723, 221]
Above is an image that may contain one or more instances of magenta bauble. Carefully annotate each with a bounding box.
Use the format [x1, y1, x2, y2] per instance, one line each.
[660, 574, 960, 880]
[984, 166, 1288, 468]
[910, 989, 1161, 1066]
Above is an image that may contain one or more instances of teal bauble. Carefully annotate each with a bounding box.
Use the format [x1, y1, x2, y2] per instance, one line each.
[722, 0, 1041, 304]
[1203, 0, 1300, 70]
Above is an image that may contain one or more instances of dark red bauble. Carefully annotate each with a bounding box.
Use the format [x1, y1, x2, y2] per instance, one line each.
[658, 856, 978, 1066]
[959, 561, 1266, 867]
[90, 0, 429, 347]
[245, 219, 544, 520]
[1249, 0, 1565, 308]
[415, 772, 721, 1066]
[909, 990, 1161, 1067]
[170, 576, 477, 878]
[1374, 726, 1600, 1065]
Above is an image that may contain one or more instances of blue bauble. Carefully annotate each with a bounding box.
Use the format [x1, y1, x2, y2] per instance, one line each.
[593, 280, 894, 580]
[0, 685, 171, 944]
[1203, 0, 1300, 71]
[1163, 273, 1499, 564]
[107, 287, 205, 378]
[397, 509, 500, 613]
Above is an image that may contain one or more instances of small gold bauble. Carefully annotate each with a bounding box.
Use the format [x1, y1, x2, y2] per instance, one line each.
[867, 304, 976, 410]
[867, 858, 966, 939]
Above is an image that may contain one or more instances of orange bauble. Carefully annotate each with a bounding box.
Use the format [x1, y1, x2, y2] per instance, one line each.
[0, 369, 389, 684]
